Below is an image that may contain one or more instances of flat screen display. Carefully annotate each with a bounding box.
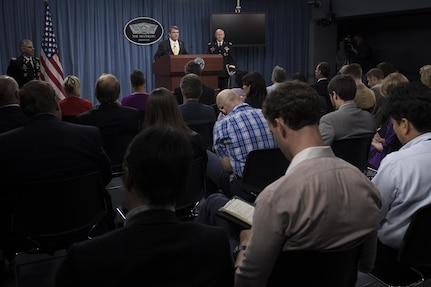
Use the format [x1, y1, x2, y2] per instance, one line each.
[210, 13, 267, 47]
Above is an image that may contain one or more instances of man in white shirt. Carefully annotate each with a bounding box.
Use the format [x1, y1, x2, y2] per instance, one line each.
[372, 81, 431, 250]
[266, 65, 287, 94]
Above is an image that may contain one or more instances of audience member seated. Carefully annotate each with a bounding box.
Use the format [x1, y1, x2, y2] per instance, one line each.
[311, 62, 334, 116]
[289, 72, 307, 82]
[419, 64, 431, 89]
[59, 75, 93, 122]
[75, 74, 140, 171]
[173, 60, 215, 105]
[376, 61, 397, 78]
[196, 81, 381, 287]
[56, 125, 235, 286]
[368, 72, 408, 169]
[365, 68, 385, 128]
[231, 69, 248, 100]
[230, 69, 247, 98]
[372, 82, 431, 263]
[342, 63, 376, 112]
[144, 87, 208, 163]
[207, 89, 277, 202]
[179, 73, 216, 150]
[0, 75, 29, 133]
[0, 80, 114, 252]
[319, 74, 376, 146]
[266, 65, 287, 94]
[242, 71, 267, 108]
[121, 69, 150, 112]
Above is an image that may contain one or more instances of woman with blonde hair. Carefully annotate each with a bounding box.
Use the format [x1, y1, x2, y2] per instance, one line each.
[59, 75, 92, 119]
[368, 72, 409, 169]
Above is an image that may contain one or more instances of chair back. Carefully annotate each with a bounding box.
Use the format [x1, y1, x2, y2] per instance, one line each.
[102, 134, 135, 173]
[138, 110, 146, 130]
[10, 172, 107, 253]
[368, 205, 431, 286]
[398, 203, 431, 269]
[61, 115, 77, 123]
[175, 157, 206, 220]
[188, 122, 215, 150]
[266, 242, 363, 287]
[241, 148, 290, 197]
[331, 135, 373, 172]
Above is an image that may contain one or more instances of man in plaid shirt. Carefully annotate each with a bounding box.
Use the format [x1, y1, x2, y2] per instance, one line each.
[206, 89, 277, 202]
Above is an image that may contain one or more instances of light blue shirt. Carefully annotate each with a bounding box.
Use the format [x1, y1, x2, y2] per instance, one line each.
[372, 132, 431, 248]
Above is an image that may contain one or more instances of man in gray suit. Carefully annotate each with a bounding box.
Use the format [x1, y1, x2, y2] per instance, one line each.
[319, 74, 376, 146]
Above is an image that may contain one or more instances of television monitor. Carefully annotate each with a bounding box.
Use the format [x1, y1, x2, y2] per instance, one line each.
[210, 13, 267, 47]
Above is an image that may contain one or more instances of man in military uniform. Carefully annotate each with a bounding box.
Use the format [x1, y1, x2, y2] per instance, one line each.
[208, 29, 235, 90]
[7, 39, 41, 87]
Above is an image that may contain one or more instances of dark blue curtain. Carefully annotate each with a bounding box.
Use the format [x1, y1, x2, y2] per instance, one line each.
[0, 0, 310, 104]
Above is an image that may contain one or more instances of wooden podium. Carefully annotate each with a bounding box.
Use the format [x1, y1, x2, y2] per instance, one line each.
[152, 54, 223, 91]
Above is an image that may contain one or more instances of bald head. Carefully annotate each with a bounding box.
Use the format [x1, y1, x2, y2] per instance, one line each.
[216, 89, 243, 115]
[95, 73, 120, 104]
[0, 75, 20, 106]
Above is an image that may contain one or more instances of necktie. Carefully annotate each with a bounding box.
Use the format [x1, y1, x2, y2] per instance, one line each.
[173, 43, 179, 55]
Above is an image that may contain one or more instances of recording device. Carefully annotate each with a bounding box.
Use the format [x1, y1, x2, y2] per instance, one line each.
[342, 35, 355, 51]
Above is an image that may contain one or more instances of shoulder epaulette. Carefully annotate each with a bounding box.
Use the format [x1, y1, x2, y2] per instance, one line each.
[207, 42, 212, 46]
[10, 57, 17, 61]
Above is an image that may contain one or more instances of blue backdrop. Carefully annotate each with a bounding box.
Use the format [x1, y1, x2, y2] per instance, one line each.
[0, 0, 310, 104]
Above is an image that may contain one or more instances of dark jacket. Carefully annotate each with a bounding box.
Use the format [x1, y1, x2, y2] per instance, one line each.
[56, 209, 235, 287]
[154, 39, 189, 61]
[7, 55, 41, 87]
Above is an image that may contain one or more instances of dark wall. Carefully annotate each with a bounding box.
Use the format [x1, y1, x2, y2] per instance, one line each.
[337, 10, 431, 82]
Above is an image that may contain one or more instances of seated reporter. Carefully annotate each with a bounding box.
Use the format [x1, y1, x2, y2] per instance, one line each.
[56, 125, 234, 287]
[0, 80, 114, 252]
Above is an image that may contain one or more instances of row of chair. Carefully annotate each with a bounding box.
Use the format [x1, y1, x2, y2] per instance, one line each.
[6, 140, 430, 287]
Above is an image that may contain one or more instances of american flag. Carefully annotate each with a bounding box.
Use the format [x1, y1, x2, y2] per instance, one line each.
[39, 0, 65, 99]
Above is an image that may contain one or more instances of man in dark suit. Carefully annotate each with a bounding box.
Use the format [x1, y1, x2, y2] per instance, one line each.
[56, 125, 235, 287]
[7, 39, 41, 87]
[311, 61, 334, 116]
[174, 60, 215, 105]
[208, 29, 235, 90]
[154, 25, 189, 61]
[75, 74, 140, 171]
[0, 75, 29, 133]
[179, 73, 217, 150]
[0, 80, 114, 250]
